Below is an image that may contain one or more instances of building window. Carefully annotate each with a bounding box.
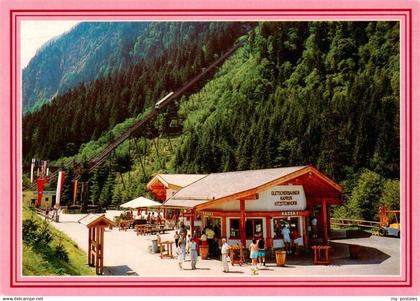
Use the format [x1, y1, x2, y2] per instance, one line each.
[246, 219, 263, 239]
[229, 219, 240, 238]
[273, 217, 300, 239]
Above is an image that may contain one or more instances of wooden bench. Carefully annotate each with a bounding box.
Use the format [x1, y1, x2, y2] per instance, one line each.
[136, 224, 148, 235]
[149, 225, 171, 235]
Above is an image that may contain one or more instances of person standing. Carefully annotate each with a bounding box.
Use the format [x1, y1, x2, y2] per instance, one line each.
[200, 231, 208, 246]
[257, 238, 266, 266]
[186, 234, 191, 255]
[205, 226, 216, 257]
[221, 238, 230, 273]
[311, 216, 318, 238]
[174, 231, 180, 248]
[290, 225, 298, 254]
[249, 239, 259, 267]
[281, 224, 292, 255]
[180, 223, 187, 237]
[189, 238, 198, 270]
[178, 233, 187, 270]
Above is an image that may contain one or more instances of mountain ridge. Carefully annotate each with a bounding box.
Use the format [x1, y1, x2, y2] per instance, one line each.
[22, 22, 151, 113]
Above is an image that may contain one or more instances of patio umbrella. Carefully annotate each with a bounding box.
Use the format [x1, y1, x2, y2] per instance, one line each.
[120, 196, 162, 209]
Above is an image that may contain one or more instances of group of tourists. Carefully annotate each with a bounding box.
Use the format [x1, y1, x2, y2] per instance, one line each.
[175, 223, 199, 270]
[146, 212, 164, 225]
[174, 222, 229, 271]
[249, 238, 266, 268]
[173, 222, 303, 272]
[274, 221, 300, 255]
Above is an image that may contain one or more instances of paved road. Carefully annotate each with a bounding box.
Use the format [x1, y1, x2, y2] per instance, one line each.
[50, 213, 400, 277]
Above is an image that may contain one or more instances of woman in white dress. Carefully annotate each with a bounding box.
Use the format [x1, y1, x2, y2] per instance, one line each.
[178, 234, 187, 270]
[221, 238, 230, 272]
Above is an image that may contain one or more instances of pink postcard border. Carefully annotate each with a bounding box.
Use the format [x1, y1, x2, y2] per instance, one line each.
[0, 0, 419, 296]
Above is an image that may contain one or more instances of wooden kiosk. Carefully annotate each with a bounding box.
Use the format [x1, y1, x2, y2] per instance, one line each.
[80, 214, 115, 275]
[163, 165, 343, 251]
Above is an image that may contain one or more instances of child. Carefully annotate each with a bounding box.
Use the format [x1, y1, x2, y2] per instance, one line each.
[186, 234, 191, 254]
[189, 238, 198, 270]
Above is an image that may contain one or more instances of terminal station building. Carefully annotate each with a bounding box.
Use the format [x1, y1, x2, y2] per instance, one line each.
[147, 165, 342, 248]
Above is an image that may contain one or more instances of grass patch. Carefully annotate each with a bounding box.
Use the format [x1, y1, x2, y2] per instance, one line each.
[22, 204, 95, 276]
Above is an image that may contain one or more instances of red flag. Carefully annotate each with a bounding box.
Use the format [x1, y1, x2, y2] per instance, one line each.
[36, 178, 45, 207]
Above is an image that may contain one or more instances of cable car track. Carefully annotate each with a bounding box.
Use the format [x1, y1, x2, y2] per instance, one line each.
[29, 41, 243, 191]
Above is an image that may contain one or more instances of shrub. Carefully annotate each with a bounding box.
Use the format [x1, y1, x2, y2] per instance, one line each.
[55, 237, 70, 263]
[34, 221, 53, 247]
[22, 218, 39, 244]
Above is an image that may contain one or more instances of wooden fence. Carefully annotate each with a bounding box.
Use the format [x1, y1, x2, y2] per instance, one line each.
[330, 218, 381, 235]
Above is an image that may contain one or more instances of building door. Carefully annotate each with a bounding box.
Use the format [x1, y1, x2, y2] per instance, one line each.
[207, 217, 222, 238]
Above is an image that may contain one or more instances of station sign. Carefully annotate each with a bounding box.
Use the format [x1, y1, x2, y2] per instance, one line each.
[255, 185, 306, 211]
[207, 185, 308, 212]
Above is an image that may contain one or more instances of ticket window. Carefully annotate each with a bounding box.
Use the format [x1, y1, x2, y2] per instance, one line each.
[228, 218, 264, 240]
[229, 218, 240, 239]
[246, 219, 263, 239]
[273, 217, 301, 239]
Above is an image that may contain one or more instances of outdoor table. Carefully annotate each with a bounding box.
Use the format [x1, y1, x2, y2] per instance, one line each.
[136, 224, 149, 236]
[311, 245, 332, 265]
[159, 240, 174, 259]
[142, 224, 154, 235]
[133, 219, 147, 226]
[229, 245, 245, 266]
[150, 225, 169, 235]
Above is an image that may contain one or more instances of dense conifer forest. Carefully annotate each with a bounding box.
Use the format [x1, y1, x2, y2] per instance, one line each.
[22, 22, 252, 162]
[23, 21, 400, 220]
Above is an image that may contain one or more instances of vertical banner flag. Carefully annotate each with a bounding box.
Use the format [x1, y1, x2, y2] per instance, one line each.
[36, 178, 45, 207]
[72, 179, 78, 206]
[30, 158, 35, 183]
[55, 171, 65, 208]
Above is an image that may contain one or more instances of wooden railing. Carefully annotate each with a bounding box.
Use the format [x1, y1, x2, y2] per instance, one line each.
[330, 218, 381, 234]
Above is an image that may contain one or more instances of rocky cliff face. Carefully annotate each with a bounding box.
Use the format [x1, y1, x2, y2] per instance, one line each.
[22, 22, 150, 113]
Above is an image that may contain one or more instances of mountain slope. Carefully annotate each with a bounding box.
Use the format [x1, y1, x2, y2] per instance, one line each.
[22, 22, 253, 163]
[22, 22, 151, 113]
[175, 21, 399, 181]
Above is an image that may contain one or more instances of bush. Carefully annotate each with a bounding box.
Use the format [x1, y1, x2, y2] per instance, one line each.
[22, 218, 53, 247]
[34, 221, 53, 247]
[55, 237, 70, 263]
[22, 218, 39, 244]
[341, 169, 384, 221]
[379, 179, 400, 210]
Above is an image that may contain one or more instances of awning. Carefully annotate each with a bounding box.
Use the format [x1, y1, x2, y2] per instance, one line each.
[120, 197, 162, 209]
